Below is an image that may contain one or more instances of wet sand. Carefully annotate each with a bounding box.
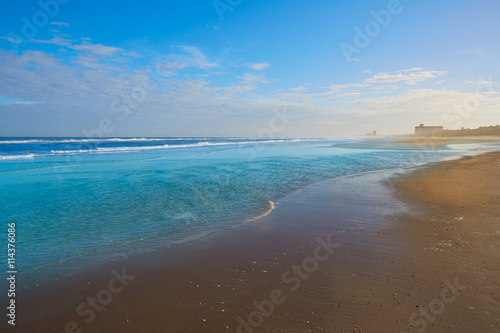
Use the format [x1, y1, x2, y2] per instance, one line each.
[3, 153, 500, 332]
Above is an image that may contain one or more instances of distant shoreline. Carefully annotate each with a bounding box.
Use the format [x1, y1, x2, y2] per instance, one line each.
[393, 135, 500, 144]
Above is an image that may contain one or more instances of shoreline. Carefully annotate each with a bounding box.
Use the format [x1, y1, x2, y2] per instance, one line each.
[4, 165, 416, 288]
[3, 165, 413, 332]
[3, 152, 500, 332]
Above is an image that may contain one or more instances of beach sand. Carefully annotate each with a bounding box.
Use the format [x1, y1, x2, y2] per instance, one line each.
[3, 153, 500, 332]
[390, 152, 500, 332]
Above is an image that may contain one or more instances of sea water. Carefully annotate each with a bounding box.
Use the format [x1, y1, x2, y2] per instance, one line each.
[1, 137, 499, 285]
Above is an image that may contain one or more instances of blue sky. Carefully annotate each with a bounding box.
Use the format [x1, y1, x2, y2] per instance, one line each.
[1, 0, 499, 136]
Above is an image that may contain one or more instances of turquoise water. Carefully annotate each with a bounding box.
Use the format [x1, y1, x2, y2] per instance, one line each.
[1, 137, 498, 284]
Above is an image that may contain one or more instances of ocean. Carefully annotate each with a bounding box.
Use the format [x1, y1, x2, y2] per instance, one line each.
[1, 137, 499, 286]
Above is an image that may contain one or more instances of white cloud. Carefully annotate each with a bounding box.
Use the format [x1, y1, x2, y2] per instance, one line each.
[160, 62, 189, 69]
[29, 37, 71, 46]
[0, 48, 271, 121]
[353, 88, 500, 117]
[0, 36, 22, 44]
[50, 22, 70, 27]
[173, 45, 218, 69]
[364, 68, 446, 85]
[2, 42, 495, 136]
[70, 43, 124, 56]
[333, 92, 362, 99]
[238, 73, 268, 84]
[401, 67, 425, 72]
[246, 62, 270, 71]
[464, 80, 494, 86]
[277, 83, 366, 101]
[73, 55, 124, 72]
[275, 92, 313, 101]
[221, 85, 256, 97]
[324, 83, 367, 94]
[122, 51, 142, 58]
[6, 100, 40, 105]
[217, 73, 270, 98]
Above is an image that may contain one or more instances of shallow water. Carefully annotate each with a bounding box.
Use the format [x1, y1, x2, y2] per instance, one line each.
[1, 136, 498, 284]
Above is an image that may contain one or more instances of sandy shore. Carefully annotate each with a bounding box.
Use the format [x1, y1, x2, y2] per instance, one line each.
[3, 153, 500, 332]
[390, 152, 500, 332]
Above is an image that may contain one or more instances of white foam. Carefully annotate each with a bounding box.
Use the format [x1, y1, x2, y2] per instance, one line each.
[0, 138, 168, 144]
[0, 154, 36, 160]
[0, 138, 315, 161]
[45, 139, 307, 155]
[0, 137, 310, 145]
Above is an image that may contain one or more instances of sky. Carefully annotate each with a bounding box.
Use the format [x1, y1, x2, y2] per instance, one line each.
[0, 0, 499, 137]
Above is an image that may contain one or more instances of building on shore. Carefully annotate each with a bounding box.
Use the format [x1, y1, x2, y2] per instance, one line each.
[415, 124, 444, 136]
